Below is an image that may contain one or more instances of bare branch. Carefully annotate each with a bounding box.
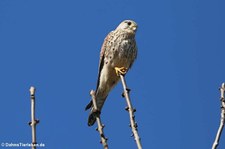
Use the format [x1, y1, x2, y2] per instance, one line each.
[212, 83, 225, 149]
[90, 90, 109, 149]
[28, 86, 39, 149]
[119, 74, 142, 149]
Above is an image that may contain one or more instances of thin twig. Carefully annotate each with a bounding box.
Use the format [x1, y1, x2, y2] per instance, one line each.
[212, 83, 225, 149]
[119, 74, 142, 149]
[90, 90, 108, 149]
[28, 86, 39, 149]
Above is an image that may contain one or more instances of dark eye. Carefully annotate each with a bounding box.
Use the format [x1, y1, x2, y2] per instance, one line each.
[127, 21, 132, 26]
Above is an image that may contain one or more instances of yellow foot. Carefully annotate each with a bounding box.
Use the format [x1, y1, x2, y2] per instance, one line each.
[115, 67, 128, 76]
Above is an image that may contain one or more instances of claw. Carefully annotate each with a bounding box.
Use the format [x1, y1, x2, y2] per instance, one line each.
[115, 67, 128, 76]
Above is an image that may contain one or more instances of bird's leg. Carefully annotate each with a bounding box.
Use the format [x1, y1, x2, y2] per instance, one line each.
[115, 67, 128, 76]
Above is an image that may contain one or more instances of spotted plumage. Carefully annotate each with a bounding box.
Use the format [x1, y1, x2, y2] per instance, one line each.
[85, 20, 138, 126]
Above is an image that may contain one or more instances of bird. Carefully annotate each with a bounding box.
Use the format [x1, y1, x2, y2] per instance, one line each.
[85, 20, 138, 126]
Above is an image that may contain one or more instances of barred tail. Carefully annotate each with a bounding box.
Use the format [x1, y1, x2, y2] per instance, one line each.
[88, 111, 97, 126]
[85, 96, 107, 126]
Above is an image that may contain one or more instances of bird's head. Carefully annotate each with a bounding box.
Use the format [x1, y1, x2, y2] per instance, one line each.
[116, 20, 138, 33]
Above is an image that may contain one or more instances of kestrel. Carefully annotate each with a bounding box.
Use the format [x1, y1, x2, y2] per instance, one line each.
[85, 20, 138, 126]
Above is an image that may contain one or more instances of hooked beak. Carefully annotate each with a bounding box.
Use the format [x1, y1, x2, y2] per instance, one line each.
[132, 26, 137, 31]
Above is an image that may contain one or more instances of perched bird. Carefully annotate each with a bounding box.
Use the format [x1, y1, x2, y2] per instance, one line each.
[85, 20, 138, 126]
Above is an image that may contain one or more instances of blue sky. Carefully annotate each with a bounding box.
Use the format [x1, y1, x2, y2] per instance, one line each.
[0, 0, 225, 148]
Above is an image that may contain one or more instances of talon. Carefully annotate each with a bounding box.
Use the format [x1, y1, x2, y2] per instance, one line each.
[114, 67, 128, 76]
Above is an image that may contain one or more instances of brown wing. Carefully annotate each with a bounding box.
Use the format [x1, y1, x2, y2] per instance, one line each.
[95, 31, 114, 91]
[85, 31, 114, 111]
[129, 41, 138, 69]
